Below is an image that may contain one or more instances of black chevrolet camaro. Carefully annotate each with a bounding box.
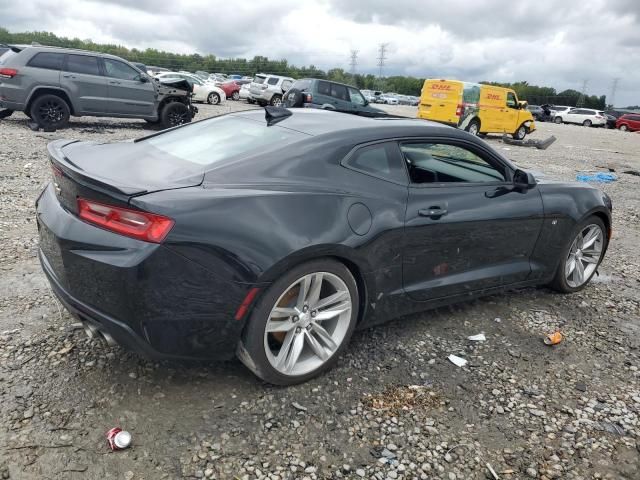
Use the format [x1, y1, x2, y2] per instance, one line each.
[36, 108, 612, 384]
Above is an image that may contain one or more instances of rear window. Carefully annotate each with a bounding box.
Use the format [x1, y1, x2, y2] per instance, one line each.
[65, 54, 100, 76]
[290, 79, 312, 91]
[253, 75, 266, 84]
[144, 116, 306, 166]
[27, 52, 64, 70]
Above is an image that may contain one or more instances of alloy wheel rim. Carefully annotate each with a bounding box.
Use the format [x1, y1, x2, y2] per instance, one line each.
[168, 111, 189, 125]
[565, 224, 604, 288]
[38, 101, 63, 124]
[272, 97, 282, 106]
[518, 126, 526, 138]
[209, 93, 219, 104]
[264, 272, 352, 376]
[469, 123, 478, 135]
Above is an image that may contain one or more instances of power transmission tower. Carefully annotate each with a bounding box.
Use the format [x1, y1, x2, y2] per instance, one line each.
[377, 43, 389, 87]
[349, 50, 359, 75]
[577, 79, 588, 107]
[609, 78, 619, 108]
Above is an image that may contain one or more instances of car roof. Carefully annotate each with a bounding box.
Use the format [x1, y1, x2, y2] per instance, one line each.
[229, 108, 450, 137]
[13, 45, 134, 62]
[296, 78, 361, 90]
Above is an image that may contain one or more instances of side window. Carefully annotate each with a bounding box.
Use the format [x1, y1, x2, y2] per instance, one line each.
[506, 92, 517, 108]
[348, 87, 366, 106]
[317, 81, 331, 96]
[65, 55, 100, 76]
[330, 83, 348, 101]
[267, 77, 279, 85]
[103, 59, 141, 81]
[344, 143, 407, 184]
[27, 52, 64, 70]
[400, 143, 506, 184]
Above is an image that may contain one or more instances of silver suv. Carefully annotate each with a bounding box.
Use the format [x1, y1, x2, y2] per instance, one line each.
[0, 45, 197, 129]
[248, 73, 294, 106]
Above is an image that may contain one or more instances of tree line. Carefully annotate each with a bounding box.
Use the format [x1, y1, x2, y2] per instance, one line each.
[0, 28, 608, 106]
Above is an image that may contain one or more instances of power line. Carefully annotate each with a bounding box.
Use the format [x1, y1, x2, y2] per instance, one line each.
[349, 49, 359, 75]
[577, 79, 588, 107]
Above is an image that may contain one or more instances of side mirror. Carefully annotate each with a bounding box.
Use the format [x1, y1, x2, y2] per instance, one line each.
[513, 169, 537, 189]
[139, 74, 149, 83]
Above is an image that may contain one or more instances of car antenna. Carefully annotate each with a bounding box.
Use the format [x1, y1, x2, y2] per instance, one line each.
[264, 106, 292, 126]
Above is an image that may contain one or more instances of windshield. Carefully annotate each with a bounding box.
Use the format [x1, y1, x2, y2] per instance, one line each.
[144, 115, 306, 166]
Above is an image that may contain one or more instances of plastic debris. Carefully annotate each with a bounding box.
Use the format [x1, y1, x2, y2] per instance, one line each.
[468, 333, 486, 342]
[502, 134, 556, 150]
[448, 355, 468, 367]
[291, 401, 307, 412]
[576, 172, 617, 183]
[487, 463, 500, 479]
[544, 331, 564, 346]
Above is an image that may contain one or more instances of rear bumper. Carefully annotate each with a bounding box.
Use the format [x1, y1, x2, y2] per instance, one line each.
[36, 183, 248, 361]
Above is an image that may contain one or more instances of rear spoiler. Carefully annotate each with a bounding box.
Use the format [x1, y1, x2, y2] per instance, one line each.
[0, 44, 25, 53]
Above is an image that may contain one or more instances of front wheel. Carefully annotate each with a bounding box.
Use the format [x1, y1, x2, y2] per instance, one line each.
[238, 259, 359, 385]
[160, 102, 192, 129]
[231, 91, 240, 101]
[270, 94, 282, 107]
[466, 119, 480, 136]
[513, 124, 527, 140]
[619, 124, 628, 131]
[583, 119, 592, 127]
[207, 92, 220, 105]
[549, 216, 607, 293]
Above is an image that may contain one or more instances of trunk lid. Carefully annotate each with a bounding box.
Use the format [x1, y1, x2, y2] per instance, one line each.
[47, 139, 204, 213]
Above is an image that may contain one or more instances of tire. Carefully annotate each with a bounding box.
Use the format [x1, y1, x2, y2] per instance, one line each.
[619, 124, 628, 131]
[231, 91, 240, 101]
[0, 109, 13, 119]
[237, 259, 359, 385]
[549, 216, 607, 293]
[270, 94, 282, 107]
[144, 118, 160, 124]
[29, 94, 70, 129]
[466, 119, 480, 136]
[583, 119, 592, 127]
[160, 102, 192, 129]
[283, 88, 304, 108]
[247, 98, 255, 104]
[554, 116, 563, 124]
[513, 124, 527, 140]
[207, 92, 220, 105]
[257, 100, 267, 107]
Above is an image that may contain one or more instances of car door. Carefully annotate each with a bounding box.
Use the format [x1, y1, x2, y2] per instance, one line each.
[564, 109, 582, 124]
[400, 139, 544, 301]
[61, 54, 109, 114]
[102, 58, 155, 116]
[503, 91, 519, 133]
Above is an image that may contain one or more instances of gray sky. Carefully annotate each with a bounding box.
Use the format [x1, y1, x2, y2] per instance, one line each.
[2, 0, 638, 106]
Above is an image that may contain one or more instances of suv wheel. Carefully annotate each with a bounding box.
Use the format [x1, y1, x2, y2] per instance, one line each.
[0, 109, 13, 120]
[30, 94, 70, 129]
[160, 102, 192, 129]
[270, 95, 282, 107]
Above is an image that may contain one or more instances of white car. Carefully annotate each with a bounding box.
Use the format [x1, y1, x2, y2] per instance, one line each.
[238, 83, 252, 101]
[248, 73, 294, 106]
[156, 72, 226, 105]
[553, 108, 606, 127]
[379, 95, 399, 105]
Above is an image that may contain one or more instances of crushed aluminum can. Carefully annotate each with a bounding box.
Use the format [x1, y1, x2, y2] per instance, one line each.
[106, 427, 132, 451]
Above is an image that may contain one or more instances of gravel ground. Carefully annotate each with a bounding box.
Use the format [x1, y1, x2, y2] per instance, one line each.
[0, 102, 639, 480]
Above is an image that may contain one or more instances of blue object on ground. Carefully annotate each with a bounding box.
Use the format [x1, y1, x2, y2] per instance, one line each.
[576, 172, 617, 183]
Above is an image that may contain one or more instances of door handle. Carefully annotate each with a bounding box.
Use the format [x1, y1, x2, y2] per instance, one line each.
[109, 81, 121, 85]
[418, 206, 448, 218]
[62, 74, 75, 79]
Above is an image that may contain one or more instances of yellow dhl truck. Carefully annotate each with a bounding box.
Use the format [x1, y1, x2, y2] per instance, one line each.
[417, 79, 535, 140]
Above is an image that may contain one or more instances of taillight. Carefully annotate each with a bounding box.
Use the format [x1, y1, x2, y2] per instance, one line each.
[0, 68, 18, 78]
[304, 93, 312, 103]
[455, 104, 463, 116]
[595, 115, 603, 118]
[77, 198, 174, 243]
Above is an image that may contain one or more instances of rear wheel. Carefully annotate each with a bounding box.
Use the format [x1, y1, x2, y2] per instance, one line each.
[513, 124, 527, 140]
[238, 259, 359, 385]
[549, 216, 607, 293]
[30, 94, 70, 129]
[554, 116, 563, 124]
[466, 119, 480, 136]
[207, 92, 220, 105]
[231, 91, 240, 101]
[270, 94, 282, 107]
[619, 124, 628, 131]
[583, 119, 592, 127]
[160, 102, 191, 129]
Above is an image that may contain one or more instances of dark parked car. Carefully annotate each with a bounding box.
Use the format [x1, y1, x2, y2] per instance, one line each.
[0, 45, 196, 129]
[616, 113, 640, 132]
[36, 108, 612, 385]
[283, 78, 386, 117]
